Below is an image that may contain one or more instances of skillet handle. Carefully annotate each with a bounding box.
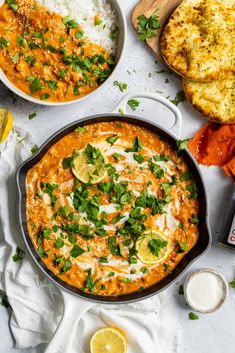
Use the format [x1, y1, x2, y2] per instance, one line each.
[44, 291, 95, 353]
[113, 92, 182, 138]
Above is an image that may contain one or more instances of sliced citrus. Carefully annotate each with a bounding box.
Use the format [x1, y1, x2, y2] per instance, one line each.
[0, 109, 13, 144]
[90, 326, 127, 353]
[71, 144, 107, 184]
[136, 230, 170, 265]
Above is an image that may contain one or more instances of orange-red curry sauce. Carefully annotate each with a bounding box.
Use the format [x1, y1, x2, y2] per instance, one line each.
[0, 0, 114, 102]
[26, 122, 199, 296]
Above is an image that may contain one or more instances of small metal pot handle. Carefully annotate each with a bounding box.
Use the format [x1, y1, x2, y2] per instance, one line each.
[113, 92, 182, 138]
[44, 291, 95, 353]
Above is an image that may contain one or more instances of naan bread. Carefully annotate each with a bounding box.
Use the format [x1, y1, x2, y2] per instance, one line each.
[183, 77, 235, 124]
[161, 0, 235, 81]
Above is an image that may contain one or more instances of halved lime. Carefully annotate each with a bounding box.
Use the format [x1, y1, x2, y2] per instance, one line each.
[136, 230, 170, 265]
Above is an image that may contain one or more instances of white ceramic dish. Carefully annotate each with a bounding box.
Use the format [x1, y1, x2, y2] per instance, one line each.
[184, 268, 228, 314]
[0, 0, 126, 106]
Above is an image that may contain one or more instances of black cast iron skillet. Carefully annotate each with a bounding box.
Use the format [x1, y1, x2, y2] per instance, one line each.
[16, 92, 211, 352]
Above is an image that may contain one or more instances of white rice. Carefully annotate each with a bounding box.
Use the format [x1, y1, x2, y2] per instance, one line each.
[37, 0, 118, 54]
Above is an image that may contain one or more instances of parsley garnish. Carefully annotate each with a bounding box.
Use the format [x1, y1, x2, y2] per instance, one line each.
[70, 244, 85, 257]
[31, 144, 39, 154]
[134, 153, 144, 164]
[6, 0, 18, 11]
[63, 16, 78, 29]
[28, 112, 37, 120]
[176, 139, 190, 154]
[137, 12, 160, 42]
[106, 135, 119, 145]
[180, 171, 191, 181]
[85, 268, 96, 291]
[186, 182, 198, 200]
[188, 312, 199, 320]
[148, 238, 168, 257]
[62, 156, 73, 169]
[75, 126, 86, 133]
[62, 259, 72, 273]
[178, 284, 184, 295]
[29, 77, 43, 93]
[46, 80, 57, 90]
[230, 279, 235, 288]
[128, 99, 140, 111]
[125, 136, 143, 152]
[113, 80, 128, 92]
[0, 36, 9, 49]
[108, 236, 118, 255]
[12, 247, 25, 263]
[171, 91, 186, 106]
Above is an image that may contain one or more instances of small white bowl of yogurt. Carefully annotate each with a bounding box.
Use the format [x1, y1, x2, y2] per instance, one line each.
[184, 268, 228, 314]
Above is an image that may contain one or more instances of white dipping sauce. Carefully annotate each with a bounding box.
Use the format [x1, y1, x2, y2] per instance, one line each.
[186, 271, 226, 312]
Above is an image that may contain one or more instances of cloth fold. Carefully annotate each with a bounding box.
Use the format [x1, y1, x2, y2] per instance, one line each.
[0, 130, 180, 353]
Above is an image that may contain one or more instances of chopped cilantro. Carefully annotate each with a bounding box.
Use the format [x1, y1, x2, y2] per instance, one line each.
[62, 156, 73, 169]
[122, 278, 131, 283]
[127, 98, 140, 111]
[190, 216, 199, 225]
[99, 256, 108, 263]
[40, 93, 50, 100]
[62, 259, 72, 273]
[176, 138, 190, 154]
[63, 16, 78, 29]
[0, 36, 10, 49]
[70, 244, 85, 257]
[46, 80, 57, 90]
[55, 237, 64, 249]
[125, 136, 143, 152]
[113, 80, 127, 92]
[31, 144, 39, 154]
[180, 171, 191, 181]
[28, 112, 37, 120]
[75, 126, 86, 133]
[106, 135, 119, 145]
[0, 293, 11, 308]
[6, 0, 18, 12]
[186, 182, 198, 200]
[230, 279, 235, 288]
[178, 284, 184, 295]
[29, 77, 43, 93]
[137, 13, 160, 42]
[134, 153, 144, 164]
[188, 312, 199, 320]
[148, 238, 168, 257]
[12, 247, 25, 263]
[171, 91, 186, 106]
[108, 236, 118, 255]
[140, 267, 148, 274]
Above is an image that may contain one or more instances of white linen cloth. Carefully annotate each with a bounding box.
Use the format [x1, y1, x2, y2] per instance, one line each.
[0, 130, 181, 353]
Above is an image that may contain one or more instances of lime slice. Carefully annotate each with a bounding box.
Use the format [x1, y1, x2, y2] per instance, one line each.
[0, 109, 13, 144]
[136, 230, 170, 265]
[90, 326, 127, 353]
[71, 144, 107, 184]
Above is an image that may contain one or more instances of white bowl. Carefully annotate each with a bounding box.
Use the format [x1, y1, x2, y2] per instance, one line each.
[0, 0, 126, 106]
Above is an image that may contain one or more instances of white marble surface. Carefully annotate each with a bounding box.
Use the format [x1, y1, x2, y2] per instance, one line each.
[0, 1, 235, 352]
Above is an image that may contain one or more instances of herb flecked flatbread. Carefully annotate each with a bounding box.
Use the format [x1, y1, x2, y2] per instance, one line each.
[161, 0, 235, 81]
[183, 77, 235, 124]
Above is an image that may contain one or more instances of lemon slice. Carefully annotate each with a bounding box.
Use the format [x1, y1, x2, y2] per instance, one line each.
[0, 109, 13, 144]
[71, 144, 107, 184]
[136, 230, 170, 265]
[90, 326, 127, 353]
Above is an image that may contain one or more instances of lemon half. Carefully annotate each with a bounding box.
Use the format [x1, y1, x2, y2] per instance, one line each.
[0, 109, 13, 144]
[136, 230, 170, 265]
[90, 326, 127, 353]
[71, 146, 107, 184]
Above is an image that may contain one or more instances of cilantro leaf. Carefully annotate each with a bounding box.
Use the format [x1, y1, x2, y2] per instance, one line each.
[106, 135, 119, 145]
[176, 138, 190, 154]
[230, 279, 235, 288]
[128, 98, 140, 111]
[125, 136, 143, 152]
[113, 80, 127, 92]
[171, 91, 186, 106]
[147, 238, 168, 257]
[137, 13, 160, 42]
[70, 244, 85, 257]
[12, 247, 25, 263]
[188, 312, 199, 320]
